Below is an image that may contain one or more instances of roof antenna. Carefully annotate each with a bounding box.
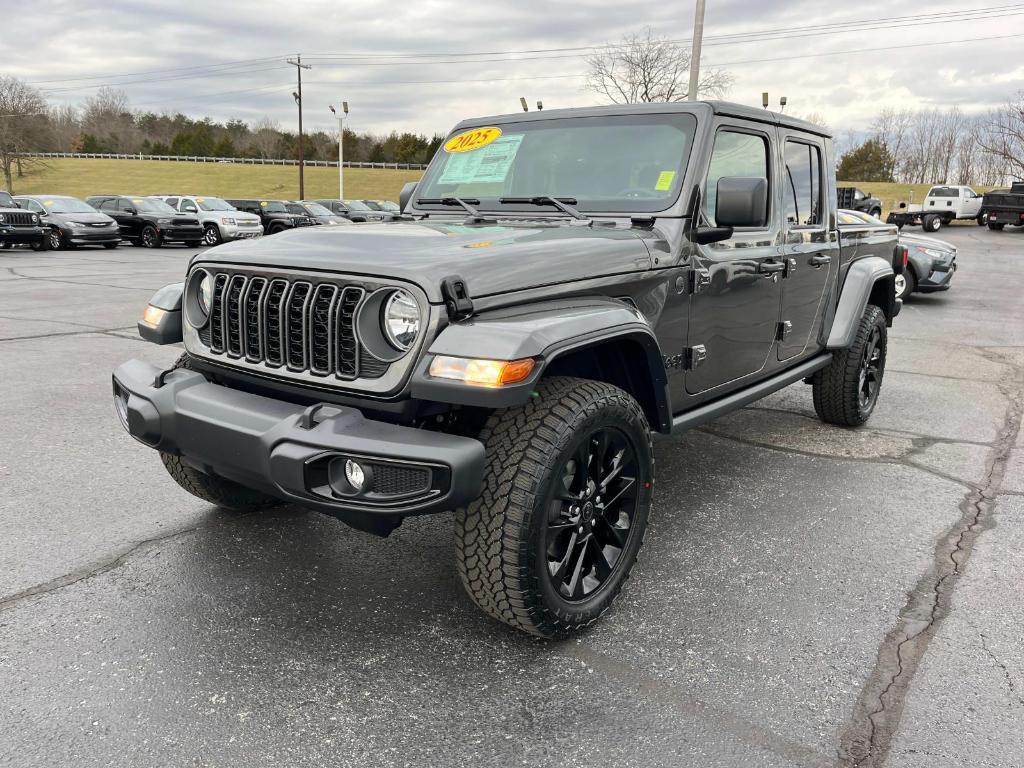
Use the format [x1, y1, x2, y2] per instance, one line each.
[762, 92, 769, 109]
[520, 97, 529, 112]
[779, 96, 788, 113]
[536, 100, 543, 111]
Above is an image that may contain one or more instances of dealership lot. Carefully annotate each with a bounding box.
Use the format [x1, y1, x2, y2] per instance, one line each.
[1, 227, 1022, 766]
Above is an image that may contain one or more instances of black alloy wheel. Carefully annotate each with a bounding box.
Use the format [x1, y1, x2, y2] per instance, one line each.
[49, 229, 64, 250]
[858, 324, 884, 412]
[140, 226, 159, 248]
[545, 426, 642, 602]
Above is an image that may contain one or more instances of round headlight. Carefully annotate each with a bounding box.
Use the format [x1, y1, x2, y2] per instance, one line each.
[198, 272, 214, 315]
[382, 290, 420, 351]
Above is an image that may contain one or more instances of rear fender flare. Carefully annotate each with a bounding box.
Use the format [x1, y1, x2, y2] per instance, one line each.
[826, 257, 894, 349]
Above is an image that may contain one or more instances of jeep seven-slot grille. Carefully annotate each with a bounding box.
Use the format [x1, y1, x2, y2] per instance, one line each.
[199, 272, 383, 381]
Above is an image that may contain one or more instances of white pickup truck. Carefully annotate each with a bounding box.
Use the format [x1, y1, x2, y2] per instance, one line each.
[886, 185, 985, 232]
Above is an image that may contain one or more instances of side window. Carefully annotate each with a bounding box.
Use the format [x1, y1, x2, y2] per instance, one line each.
[165, 197, 179, 209]
[26, 200, 45, 213]
[783, 141, 822, 227]
[181, 199, 198, 213]
[704, 130, 769, 227]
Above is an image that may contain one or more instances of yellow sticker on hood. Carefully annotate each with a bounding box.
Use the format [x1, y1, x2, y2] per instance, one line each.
[444, 126, 502, 153]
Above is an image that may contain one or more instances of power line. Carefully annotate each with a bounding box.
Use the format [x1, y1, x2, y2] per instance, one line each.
[28, 56, 287, 85]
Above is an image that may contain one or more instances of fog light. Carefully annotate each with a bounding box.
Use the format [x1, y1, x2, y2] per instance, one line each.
[345, 459, 366, 491]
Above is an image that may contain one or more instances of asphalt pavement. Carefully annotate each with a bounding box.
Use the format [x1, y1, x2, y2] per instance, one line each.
[1, 226, 1022, 767]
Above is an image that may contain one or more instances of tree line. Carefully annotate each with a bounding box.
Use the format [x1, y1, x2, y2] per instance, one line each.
[1, 78, 445, 189]
[838, 99, 1024, 186]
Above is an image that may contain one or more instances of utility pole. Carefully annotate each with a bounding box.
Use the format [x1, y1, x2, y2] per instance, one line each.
[329, 102, 349, 199]
[688, 0, 707, 101]
[287, 55, 312, 199]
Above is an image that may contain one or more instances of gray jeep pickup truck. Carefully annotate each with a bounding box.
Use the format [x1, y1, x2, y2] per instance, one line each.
[113, 101, 903, 637]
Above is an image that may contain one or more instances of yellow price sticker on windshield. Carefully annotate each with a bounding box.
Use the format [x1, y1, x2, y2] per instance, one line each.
[43, 200, 55, 206]
[260, 201, 268, 206]
[444, 126, 502, 153]
[132, 198, 144, 204]
[655, 171, 676, 191]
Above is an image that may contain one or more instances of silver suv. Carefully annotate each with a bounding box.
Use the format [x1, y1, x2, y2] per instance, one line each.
[152, 195, 263, 246]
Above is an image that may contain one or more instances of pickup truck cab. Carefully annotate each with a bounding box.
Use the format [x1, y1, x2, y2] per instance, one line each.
[837, 187, 882, 218]
[113, 101, 902, 637]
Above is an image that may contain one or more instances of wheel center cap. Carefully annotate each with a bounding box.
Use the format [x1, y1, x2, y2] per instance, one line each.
[582, 502, 595, 521]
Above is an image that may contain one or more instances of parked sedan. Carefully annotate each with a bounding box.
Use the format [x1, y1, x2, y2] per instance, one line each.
[289, 201, 353, 226]
[897, 231, 957, 300]
[85, 195, 204, 248]
[839, 209, 956, 300]
[14, 195, 121, 250]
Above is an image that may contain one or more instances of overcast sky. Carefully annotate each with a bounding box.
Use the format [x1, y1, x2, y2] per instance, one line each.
[5, 0, 1023, 139]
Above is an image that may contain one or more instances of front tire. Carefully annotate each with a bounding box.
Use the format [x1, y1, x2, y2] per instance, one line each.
[894, 269, 916, 301]
[139, 225, 161, 248]
[48, 229, 65, 250]
[813, 305, 887, 426]
[455, 377, 653, 638]
[159, 353, 281, 512]
[202, 223, 222, 246]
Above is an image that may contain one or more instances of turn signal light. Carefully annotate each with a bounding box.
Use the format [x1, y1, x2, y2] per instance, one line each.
[141, 305, 166, 328]
[429, 356, 536, 387]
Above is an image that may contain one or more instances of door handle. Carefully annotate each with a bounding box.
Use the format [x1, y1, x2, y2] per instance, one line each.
[809, 254, 832, 267]
[758, 260, 785, 275]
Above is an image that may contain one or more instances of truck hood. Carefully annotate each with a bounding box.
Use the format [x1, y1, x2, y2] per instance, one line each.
[899, 232, 955, 252]
[197, 219, 654, 302]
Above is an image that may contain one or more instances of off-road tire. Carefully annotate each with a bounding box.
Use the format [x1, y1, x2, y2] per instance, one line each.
[158, 353, 281, 512]
[454, 376, 653, 638]
[268, 223, 286, 235]
[30, 237, 50, 252]
[812, 304, 887, 426]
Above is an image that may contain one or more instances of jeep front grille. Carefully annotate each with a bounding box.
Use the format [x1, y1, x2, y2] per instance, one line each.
[3, 212, 35, 227]
[197, 272, 379, 381]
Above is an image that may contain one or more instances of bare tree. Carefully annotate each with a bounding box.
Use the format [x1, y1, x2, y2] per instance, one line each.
[81, 87, 140, 151]
[49, 104, 79, 152]
[871, 107, 913, 182]
[0, 77, 48, 192]
[585, 27, 733, 104]
[247, 116, 282, 158]
[977, 91, 1024, 181]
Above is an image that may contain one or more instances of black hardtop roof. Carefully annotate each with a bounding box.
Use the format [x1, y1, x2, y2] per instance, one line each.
[450, 100, 831, 139]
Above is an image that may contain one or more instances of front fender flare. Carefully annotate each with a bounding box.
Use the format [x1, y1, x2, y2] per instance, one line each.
[138, 282, 183, 345]
[411, 298, 671, 432]
[826, 257, 894, 349]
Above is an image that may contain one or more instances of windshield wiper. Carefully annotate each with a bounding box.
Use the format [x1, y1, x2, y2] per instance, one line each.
[499, 196, 588, 220]
[415, 196, 494, 223]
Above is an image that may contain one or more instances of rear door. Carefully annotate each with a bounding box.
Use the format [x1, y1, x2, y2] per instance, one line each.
[685, 122, 783, 395]
[778, 135, 837, 361]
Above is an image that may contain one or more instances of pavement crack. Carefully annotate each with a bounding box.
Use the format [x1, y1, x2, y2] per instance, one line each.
[0, 522, 203, 612]
[0, 325, 136, 343]
[978, 632, 1024, 707]
[836, 370, 1024, 767]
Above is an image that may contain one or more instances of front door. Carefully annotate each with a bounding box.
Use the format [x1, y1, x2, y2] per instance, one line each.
[686, 124, 783, 395]
[778, 135, 837, 361]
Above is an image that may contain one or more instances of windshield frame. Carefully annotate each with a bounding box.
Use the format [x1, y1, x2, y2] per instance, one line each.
[36, 197, 98, 214]
[412, 110, 699, 217]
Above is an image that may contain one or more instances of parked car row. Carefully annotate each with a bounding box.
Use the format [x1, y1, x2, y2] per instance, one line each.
[0, 191, 402, 250]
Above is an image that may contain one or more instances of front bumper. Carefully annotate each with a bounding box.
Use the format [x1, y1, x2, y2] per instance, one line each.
[223, 223, 263, 240]
[919, 255, 957, 291]
[0, 226, 48, 244]
[66, 227, 121, 245]
[111, 359, 485, 518]
[160, 225, 205, 242]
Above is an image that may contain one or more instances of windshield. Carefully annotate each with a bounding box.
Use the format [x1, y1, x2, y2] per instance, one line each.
[261, 201, 288, 213]
[302, 202, 333, 216]
[133, 198, 177, 214]
[42, 198, 97, 214]
[362, 200, 383, 210]
[378, 201, 400, 211]
[0, 192, 14, 207]
[416, 113, 697, 213]
[196, 197, 235, 212]
[344, 200, 372, 211]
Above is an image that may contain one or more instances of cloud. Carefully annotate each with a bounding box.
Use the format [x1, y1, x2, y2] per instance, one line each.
[3, 0, 1021, 137]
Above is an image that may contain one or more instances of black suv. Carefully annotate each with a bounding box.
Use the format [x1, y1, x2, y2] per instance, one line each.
[225, 199, 314, 235]
[85, 195, 203, 248]
[114, 101, 903, 638]
[15, 195, 121, 250]
[286, 201, 353, 227]
[0, 190, 49, 251]
[310, 199, 387, 223]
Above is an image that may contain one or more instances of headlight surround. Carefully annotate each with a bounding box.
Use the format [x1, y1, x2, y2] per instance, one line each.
[382, 290, 421, 351]
[922, 247, 947, 260]
[157, 218, 173, 226]
[184, 269, 214, 328]
[0, 213, 6, 223]
[31, 214, 39, 224]
[223, 217, 236, 226]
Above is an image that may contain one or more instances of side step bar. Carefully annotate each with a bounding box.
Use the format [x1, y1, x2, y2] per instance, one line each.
[671, 353, 832, 433]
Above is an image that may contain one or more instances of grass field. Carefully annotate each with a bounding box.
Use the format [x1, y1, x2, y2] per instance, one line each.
[10, 158, 423, 202]
[6, 159, 999, 218]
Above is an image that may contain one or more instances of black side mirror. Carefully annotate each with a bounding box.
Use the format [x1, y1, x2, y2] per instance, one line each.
[716, 177, 768, 228]
[399, 181, 418, 213]
[125, 207, 137, 216]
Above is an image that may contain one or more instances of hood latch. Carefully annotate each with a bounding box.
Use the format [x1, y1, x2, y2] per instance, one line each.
[441, 275, 474, 321]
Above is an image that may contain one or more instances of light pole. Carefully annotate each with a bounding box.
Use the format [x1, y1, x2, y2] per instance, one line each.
[329, 102, 349, 200]
[688, 0, 707, 101]
[287, 55, 312, 199]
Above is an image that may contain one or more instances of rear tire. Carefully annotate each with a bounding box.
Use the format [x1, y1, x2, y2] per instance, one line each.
[989, 222, 1005, 231]
[454, 377, 653, 638]
[869, 207, 882, 219]
[977, 213, 987, 226]
[159, 353, 281, 512]
[813, 305, 887, 427]
[923, 214, 941, 232]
